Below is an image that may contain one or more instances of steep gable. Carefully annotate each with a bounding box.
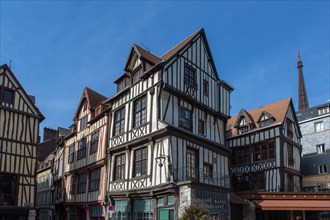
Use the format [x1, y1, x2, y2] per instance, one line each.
[0, 64, 44, 121]
[73, 87, 107, 120]
[161, 28, 220, 80]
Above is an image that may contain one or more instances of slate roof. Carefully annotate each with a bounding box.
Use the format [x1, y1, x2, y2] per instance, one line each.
[227, 98, 292, 138]
[133, 44, 162, 64]
[296, 102, 330, 122]
[74, 87, 107, 119]
[161, 28, 202, 61]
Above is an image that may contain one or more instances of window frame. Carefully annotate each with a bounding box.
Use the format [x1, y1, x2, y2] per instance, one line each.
[203, 163, 213, 178]
[316, 144, 325, 154]
[286, 119, 293, 139]
[203, 80, 209, 96]
[179, 107, 193, 131]
[68, 144, 75, 163]
[314, 121, 324, 132]
[133, 95, 147, 128]
[114, 107, 125, 136]
[198, 119, 205, 136]
[70, 176, 76, 195]
[184, 64, 196, 88]
[90, 131, 99, 154]
[319, 164, 328, 174]
[89, 168, 101, 191]
[133, 147, 148, 177]
[77, 138, 87, 160]
[77, 173, 87, 194]
[115, 154, 126, 180]
[3, 87, 15, 105]
[80, 116, 88, 131]
[186, 147, 197, 179]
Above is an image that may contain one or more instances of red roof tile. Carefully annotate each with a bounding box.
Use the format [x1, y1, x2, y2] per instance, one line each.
[227, 98, 292, 138]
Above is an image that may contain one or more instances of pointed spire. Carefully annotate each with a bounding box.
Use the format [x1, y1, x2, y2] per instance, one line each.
[297, 51, 309, 110]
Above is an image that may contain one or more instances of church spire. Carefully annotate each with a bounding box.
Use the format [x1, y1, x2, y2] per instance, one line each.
[297, 50, 309, 110]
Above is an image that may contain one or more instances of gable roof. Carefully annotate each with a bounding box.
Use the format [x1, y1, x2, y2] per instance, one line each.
[124, 44, 162, 73]
[73, 87, 107, 119]
[0, 64, 45, 121]
[233, 109, 255, 128]
[161, 28, 202, 61]
[161, 28, 220, 81]
[227, 98, 292, 138]
[133, 44, 162, 65]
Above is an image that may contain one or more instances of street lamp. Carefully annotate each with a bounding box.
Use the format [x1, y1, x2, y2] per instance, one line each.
[155, 154, 167, 167]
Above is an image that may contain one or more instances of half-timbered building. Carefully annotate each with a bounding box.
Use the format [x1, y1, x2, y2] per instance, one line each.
[64, 87, 109, 220]
[106, 28, 233, 220]
[52, 127, 70, 220]
[227, 98, 302, 193]
[227, 98, 304, 219]
[0, 64, 44, 220]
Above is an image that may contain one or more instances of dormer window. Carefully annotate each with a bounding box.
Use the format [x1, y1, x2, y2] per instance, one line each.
[259, 114, 273, 128]
[318, 106, 329, 115]
[117, 79, 126, 92]
[238, 118, 250, 134]
[132, 68, 142, 84]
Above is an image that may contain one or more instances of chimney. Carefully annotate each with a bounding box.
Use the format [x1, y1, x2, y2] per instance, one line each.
[43, 127, 57, 142]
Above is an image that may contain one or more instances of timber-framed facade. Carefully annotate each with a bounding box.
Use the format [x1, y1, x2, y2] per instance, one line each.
[106, 28, 233, 220]
[63, 87, 109, 220]
[227, 98, 302, 193]
[0, 64, 44, 220]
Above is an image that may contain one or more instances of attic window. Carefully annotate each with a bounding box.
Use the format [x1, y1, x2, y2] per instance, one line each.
[259, 114, 273, 128]
[238, 118, 250, 134]
[132, 68, 142, 84]
[1, 87, 15, 105]
[117, 79, 126, 92]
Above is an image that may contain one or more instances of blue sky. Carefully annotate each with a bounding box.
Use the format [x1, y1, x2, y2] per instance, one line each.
[1, 1, 329, 134]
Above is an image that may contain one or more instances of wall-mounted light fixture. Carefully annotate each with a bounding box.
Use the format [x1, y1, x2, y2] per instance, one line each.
[155, 154, 168, 167]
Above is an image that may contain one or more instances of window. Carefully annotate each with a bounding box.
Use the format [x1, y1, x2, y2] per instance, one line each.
[77, 138, 87, 160]
[318, 106, 329, 115]
[315, 122, 324, 132]
[0, 174, 17, 206]
[260, 115, 273, 128]
[77, 173, 87, 193]
[113, 200, 129, 220]
[287, 174, 294, 192]
[317, 144, 325, 154]
[132, 199, 153, 220]
[3, 88, 14, 104]
[286, 120, 293, 139]
[134, 96, 147, 128]
[80, 116, 88, 131]
[203, 80, 209, 96]
[233, 175, 249, 191]
[251, 172, 265, 190]
[288, 144, 294, 166]
[90, 131, 99, 154]
[233, 148, 250, 165]
[68, 145, 75, 163]
[70, 176, 76, 195]
[89, 168, 100, 191]
[203, 163, 213, 178]
[115, 154, 126, 180]
[198, 120, 205, 136]
[253, 141, 275, 162]
[179, 107, 192, 131]
[184, 65, 196, 88]
[117, 79, 127, 92]
[132, 68, 142, 84]
[238, 118, 249, 134]
[319, 165, 328, 174]
[114, 108, 125, 136]
[186, 148, 197, 179]
[134, 148, 147, 177]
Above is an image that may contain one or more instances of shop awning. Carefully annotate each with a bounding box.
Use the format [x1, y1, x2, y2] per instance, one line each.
[254, 200, 330, 211]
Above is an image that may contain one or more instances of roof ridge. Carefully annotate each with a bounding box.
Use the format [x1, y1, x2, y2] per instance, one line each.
[161, 28, 203, 61]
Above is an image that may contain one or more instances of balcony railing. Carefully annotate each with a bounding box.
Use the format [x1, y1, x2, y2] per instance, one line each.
[173, 167, 230, 188]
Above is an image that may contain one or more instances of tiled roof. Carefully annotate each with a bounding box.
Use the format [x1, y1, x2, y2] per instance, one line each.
[37, 138, 56, 162]
[133, 44, 162, 64]
[227, 98, 292, 138]
[161, 28, 203, 61]
[85, 87, 107, 110]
